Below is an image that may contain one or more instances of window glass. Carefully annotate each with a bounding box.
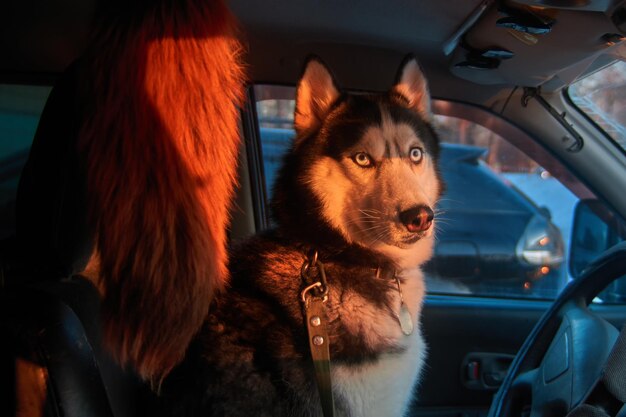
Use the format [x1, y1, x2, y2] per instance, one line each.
[0, 84, 51, 239]
[254, 85, 626, 301]
[429, 115, 574, 299]
[568, 60, 626, 150]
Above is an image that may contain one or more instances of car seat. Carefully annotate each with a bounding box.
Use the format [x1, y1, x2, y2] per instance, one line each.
[0, 62, 159, 417]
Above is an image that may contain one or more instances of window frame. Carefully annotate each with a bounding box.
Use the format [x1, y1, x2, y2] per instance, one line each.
[563, 59, 626, 158]
[564, 89, 626, 159]
[241, 86, 270, 231]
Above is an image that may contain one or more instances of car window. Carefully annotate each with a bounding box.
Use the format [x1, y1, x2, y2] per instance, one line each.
[568, 60, 626, 151]
[0, 84, 51, 239]
[254, 84, 626, 301]
[428, 114, 576, 299]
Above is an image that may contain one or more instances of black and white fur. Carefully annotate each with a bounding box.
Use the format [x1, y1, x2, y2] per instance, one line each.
[160, 57, 443, 417]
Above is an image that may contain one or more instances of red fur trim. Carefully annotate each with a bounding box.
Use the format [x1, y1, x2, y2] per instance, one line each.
[78, 0, 246, 381]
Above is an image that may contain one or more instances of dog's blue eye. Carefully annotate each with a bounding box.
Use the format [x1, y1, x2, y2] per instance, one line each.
[353, 152, 373, 167]
[409, 147, 423, 163]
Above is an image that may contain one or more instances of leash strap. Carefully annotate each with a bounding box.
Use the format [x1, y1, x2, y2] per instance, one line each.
[301, 251, 335, 417]
[305, 296, 335, 417]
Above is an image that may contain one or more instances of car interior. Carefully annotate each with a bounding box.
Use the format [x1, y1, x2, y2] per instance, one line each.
[1, 0, 626, 416]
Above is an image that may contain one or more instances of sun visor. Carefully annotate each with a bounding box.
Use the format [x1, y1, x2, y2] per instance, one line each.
[448, 1, 626, 88]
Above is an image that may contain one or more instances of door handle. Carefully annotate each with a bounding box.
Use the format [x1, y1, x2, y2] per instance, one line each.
[462, 352, 515, 390]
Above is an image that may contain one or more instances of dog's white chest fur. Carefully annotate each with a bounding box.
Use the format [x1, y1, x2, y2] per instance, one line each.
[333, 329, 426, 417]
[331, 267, 426, 417]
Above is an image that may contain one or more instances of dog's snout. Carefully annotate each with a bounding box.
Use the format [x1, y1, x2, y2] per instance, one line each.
[399, 205, 434, 233]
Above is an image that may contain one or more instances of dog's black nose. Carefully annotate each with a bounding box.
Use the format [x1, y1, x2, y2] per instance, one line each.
[399, 205, 434, 233]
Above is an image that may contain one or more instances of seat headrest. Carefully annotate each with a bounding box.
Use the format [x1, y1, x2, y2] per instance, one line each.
[16, 63, 93, 277]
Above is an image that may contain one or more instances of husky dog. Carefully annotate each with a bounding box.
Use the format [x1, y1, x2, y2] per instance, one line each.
[161, 57, 443, 417]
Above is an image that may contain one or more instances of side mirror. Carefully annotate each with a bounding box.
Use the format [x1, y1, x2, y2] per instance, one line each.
[538, 205, 551, 220]
[570, 199, 626, 280]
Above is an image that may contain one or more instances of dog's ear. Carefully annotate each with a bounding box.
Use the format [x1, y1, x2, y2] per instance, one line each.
[392, 57, 431, 121]
[295, 58, 340, 134]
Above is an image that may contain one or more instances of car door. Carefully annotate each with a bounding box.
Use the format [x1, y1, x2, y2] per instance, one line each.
[250, 76, 626, 417]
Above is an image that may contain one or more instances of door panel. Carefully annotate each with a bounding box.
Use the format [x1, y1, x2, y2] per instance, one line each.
[411, 296, 626, 416]
[411, 296, 548, 415]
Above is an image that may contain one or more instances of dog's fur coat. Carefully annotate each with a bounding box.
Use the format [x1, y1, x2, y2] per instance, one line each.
[158, 58, 443, 417]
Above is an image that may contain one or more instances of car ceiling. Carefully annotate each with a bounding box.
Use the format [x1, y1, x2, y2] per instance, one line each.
[1, 0, 625, 105]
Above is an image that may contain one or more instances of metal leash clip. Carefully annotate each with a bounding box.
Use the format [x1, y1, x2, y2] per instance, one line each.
[300, 250, 329, 305]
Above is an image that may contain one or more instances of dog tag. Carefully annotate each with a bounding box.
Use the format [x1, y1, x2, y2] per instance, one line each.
[399, 303, 414, 336]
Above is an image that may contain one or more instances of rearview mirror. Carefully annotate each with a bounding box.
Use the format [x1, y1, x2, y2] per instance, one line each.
[570, 199, 626, 280]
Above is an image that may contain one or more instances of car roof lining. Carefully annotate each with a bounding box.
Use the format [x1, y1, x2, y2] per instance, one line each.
[1, 0, 625, 106]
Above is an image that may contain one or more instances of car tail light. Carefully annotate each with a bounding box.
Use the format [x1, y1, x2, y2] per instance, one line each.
[517, 215, 564, 266]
